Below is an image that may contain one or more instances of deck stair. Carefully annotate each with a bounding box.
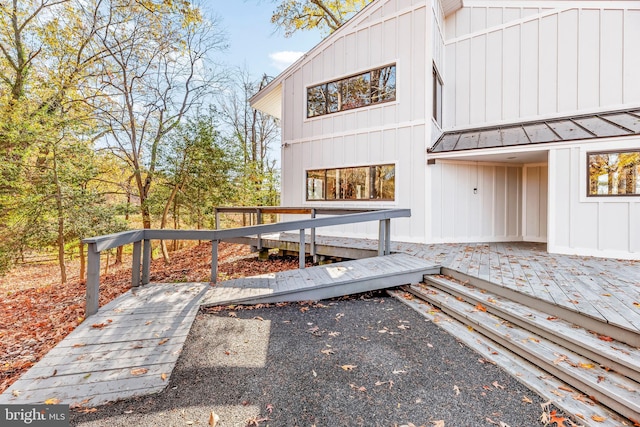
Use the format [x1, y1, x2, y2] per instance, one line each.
[201, 253, 439, 307]
[403, 274, 640, 425]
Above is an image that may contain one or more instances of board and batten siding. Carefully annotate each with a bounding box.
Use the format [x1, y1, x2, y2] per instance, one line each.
[443, 5, 640, 129]
[523, 164, 548, 243]
[279, 0, 432, 243]
[430, 161, 522, 242]
[548, 141, 640, 260]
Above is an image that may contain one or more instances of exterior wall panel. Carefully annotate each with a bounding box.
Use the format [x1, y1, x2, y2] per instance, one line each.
[430, 162, 522, 242]
[444, 5, 640, 129]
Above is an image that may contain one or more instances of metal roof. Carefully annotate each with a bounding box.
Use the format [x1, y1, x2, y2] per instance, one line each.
[429, 108, 640, 154]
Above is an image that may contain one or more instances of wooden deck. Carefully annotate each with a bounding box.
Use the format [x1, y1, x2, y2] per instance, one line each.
[201, 253, 439, 306]
[0, 283, 208, 407]
[267, 234, 640, 336]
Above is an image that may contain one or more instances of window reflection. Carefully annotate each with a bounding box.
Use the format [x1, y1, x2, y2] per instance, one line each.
[306, 164, 395, 201]
[588, 151, 640, 196]
[306, 65, 396, 118]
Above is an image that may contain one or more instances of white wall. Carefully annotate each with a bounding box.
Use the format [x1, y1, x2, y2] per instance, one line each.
[443, 5, 640, 129]
[523, 164, 548, 242]
[430, 161, 522, 242]
[548, 139, 640, 260]
[279, 0, 432, 243]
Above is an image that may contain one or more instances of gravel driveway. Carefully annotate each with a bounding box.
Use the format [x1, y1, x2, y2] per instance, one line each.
[71, 291, 550, 427]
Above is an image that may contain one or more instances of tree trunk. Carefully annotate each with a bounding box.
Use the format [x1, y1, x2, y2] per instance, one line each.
[115, 246, 123, 265]
[52, 148, 67, 284]
[159, 184, 180, 263]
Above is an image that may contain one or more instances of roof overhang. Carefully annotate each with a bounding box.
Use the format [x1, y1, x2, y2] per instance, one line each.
[429, 107, 640, 156]
[441, 0, 463, 16]
[250, 82, 282, 120]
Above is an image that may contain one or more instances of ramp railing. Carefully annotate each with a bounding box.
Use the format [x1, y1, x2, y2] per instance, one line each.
[82, 208, 410, 316]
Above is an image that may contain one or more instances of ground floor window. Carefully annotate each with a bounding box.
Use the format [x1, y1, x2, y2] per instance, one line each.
[306, 164, 395, 201]
[588, 150, 640, 196]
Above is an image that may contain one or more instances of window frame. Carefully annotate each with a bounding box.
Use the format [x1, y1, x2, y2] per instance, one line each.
[586, 149, 640, 197]
[305, 164, 396, 202]
[306, 64, 396, 119]
[432, 64, 443, 127]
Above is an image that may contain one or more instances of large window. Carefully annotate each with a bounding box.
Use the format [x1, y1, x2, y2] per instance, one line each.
[306, 164, 395, 201]
[306, 65, 396, 118]
[588, 150, 640, 196]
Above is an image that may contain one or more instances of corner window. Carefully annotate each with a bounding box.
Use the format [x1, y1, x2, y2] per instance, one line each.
[433, 65, 443, 127]
[306, 164, 395, 201]
[306, 65, 396, 118]
[587, 150, 640, 196]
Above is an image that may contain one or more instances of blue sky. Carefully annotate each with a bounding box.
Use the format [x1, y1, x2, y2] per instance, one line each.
[205, 0, 323, 79]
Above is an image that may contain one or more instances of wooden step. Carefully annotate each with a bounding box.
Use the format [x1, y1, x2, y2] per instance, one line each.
[423, 274, 640, 384]
[441, 267, 640, 348]
[406, 282, 640, 424]
[200, 253, 440, 306]
[389, 289, 629, 427]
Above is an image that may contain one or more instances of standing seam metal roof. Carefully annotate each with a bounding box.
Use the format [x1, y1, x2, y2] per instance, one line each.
[429, 108, 640, 154]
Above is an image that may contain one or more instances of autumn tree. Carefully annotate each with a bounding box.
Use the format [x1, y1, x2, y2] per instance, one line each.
[270, 0, 373, 37]
[154, 108, 241, 261]
[218, 70, 280, 207]
[93, 0, 226, 229]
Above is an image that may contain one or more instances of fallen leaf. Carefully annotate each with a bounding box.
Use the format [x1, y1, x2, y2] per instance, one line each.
[158, 338, 169, 345]
[91, 323, 107, 329]
[558, 386, 573, 392]
[522, 396, 533, 404]
[393, 369, 407, 374]
[161, 373, 167, 381]
[546, 316, 559, 321]
[591, 415, 607, 422]
[597, 335, 614, 342]
[266, 404, 274, 414]
[492, 381, 505, 389]
[453, 385, 460, 395]
[341, 364, 357, 371]
[321, 349, 334, 355]
[72, 343, 86, 348]
[228, 312, 237, 318]
[349, 383, 366, 392]
[253, 316, 264, 321]
[397, 324, 410, 330]
[579, 362, 595, 369]
[475, 303, 487, 312]
[11, 390, 21, 397]
[312, 370, 317, 377]
[553, 355, 568, 365]
[209, 411, 219, 427]
[432, 421, 445, 427]
[44, 398, 60, 404]
[549, 410, 567, 425]
[328, 331, 340, 337]
[130, 367, 148, 376]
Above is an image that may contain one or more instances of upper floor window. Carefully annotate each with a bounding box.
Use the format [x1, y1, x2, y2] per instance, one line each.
[307, 65, 396, 118]
[588, 150, 640, 196]
[307, 164, 395, 201]
[433, 65, 443, 127]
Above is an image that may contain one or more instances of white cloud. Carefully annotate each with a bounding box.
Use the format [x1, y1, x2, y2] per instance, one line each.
[269, 51, 305, 71]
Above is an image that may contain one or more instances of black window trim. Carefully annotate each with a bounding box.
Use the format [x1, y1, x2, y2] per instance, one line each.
[586, 149, 640, 197]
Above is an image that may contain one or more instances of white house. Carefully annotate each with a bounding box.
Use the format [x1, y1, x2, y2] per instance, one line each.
[250, 0, 640, 260]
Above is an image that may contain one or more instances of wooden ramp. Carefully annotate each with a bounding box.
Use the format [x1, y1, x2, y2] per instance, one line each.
[201, 253, 440, 307]
[0, 283, 208, 407]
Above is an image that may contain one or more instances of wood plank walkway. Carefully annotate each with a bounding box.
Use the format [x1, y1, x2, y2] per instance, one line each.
[0, 283, 208, 407]
[201, 253, 440, 306]
[269, 234, 640, 335]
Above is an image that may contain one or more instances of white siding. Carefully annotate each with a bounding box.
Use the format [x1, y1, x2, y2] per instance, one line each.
[523, 164, 548, 242]
[430, 161, 522, 242]
[548, 140, 640, 260]
[443, 5, 640, 129]
[279, 0, 431, 243]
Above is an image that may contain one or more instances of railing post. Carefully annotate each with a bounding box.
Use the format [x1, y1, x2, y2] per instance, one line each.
[211, 239, 219, 284]
[310, 208, 317, 263]
[132, 240, 141, 287]
[86, 242, 100, 317]
[256, 208, 263, 250]
[142, 238, 151, 285]
[378, 220, 386, 256]
[385, 218, 391, 255]
[299, 229, 306, 269]
[214, 208, 220, 230]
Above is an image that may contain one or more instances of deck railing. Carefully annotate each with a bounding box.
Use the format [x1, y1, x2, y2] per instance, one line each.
[82, 208, 410, 316]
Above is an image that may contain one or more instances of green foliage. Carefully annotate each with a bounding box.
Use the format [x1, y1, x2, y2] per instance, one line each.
[271, 0, 373, 37]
